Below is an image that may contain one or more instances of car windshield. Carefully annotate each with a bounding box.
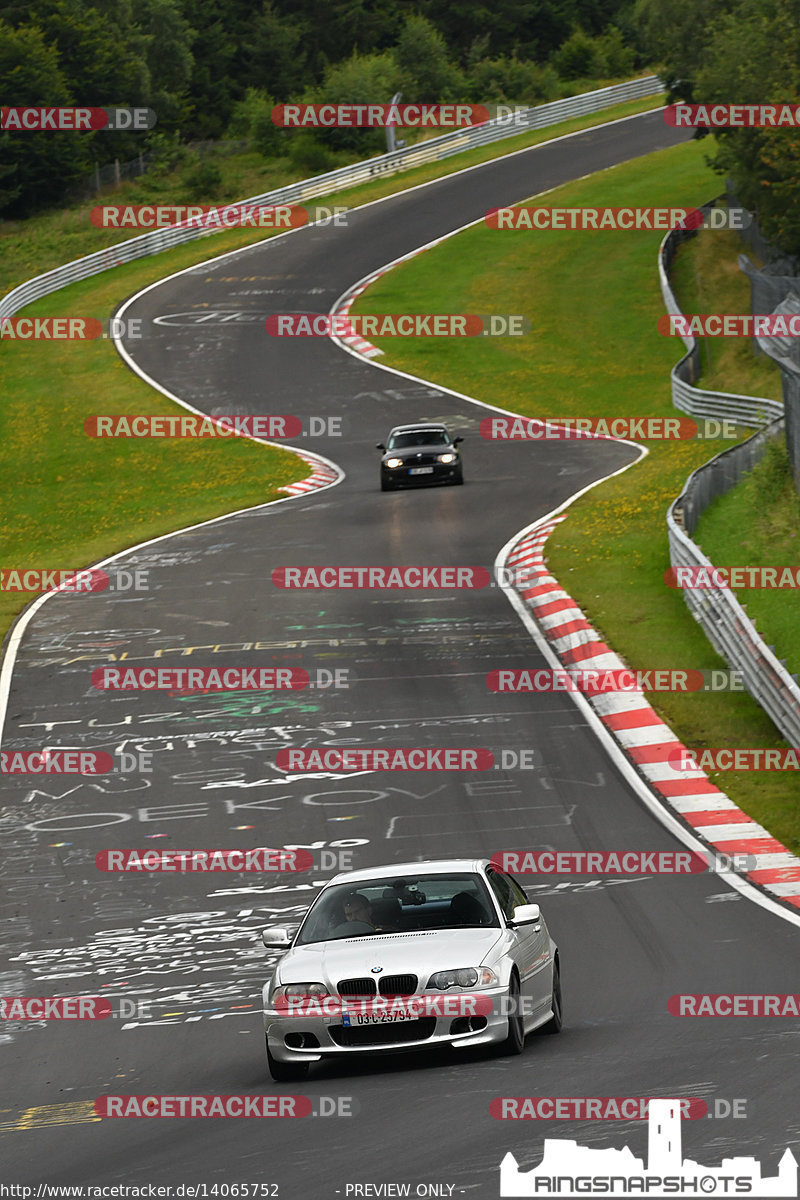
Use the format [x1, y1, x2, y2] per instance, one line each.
[295, 873, 499, 945]
[388, 430, 449, 449]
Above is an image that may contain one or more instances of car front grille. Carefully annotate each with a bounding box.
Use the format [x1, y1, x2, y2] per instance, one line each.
[337, 977, 376, 996]
[378, 974, 417, 997]
[329, 1018, 437, 1047]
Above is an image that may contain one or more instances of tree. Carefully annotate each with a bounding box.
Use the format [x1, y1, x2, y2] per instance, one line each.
[635, 0, 736, 101]
[246, 1, 308, 100]
[394, 14, 464, 100]
[310, 49, 403, 152]
[135, 0, 195, 131]
[697, 0, 800, 257]
[0, 19, 86, 216]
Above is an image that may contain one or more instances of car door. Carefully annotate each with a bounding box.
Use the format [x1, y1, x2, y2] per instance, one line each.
[486, 868, 552, 1021]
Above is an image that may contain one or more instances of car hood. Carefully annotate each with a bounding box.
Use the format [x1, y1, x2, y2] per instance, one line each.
[277, 927, 503, 987]
[383, 443, 455, 460]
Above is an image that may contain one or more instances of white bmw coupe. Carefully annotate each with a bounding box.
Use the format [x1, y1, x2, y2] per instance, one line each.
[261, 858, 561, 1080]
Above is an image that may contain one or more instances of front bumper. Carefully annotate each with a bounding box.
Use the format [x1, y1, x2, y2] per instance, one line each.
[264, 986, 509, 1063]
[381, 462, 460, 486]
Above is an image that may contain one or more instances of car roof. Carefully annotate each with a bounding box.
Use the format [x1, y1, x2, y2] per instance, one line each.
[387, 424, 449, 434]
[327, 858, 489, 887]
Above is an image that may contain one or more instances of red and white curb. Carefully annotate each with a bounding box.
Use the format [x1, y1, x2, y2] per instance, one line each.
[504, 514, 800, 911]
[330, 271, 386, 359]
[279, 453, 340, 496]
[330, 240, 440, 359]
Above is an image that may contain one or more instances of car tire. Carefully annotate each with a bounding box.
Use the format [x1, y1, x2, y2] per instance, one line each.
[267, 1039, 309, 1082]
[452, 469, 464, 485]
[539, 960, 562, 1034]
[381, 478, 394, 492]
[498, 972, 525, 1055]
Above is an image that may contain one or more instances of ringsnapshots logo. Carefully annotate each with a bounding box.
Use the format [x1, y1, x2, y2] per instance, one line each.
[499, 1098, 797, 1197]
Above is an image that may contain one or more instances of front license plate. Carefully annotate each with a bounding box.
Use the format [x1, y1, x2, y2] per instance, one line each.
[341, 1008, 414, 1026]
[409, 467, 434, 475]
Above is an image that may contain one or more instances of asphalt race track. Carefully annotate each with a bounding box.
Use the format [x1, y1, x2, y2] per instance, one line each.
[2, 109, 799, 1194]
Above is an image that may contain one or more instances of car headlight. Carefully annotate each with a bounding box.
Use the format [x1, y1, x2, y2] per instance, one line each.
[385, 457, 403, 468]
[438, 452, 456, 463]
[272, 982, 329, 1003]
[426, 967, 498, 989]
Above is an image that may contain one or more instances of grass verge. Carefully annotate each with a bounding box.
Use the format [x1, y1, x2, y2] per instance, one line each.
[0, 88, 664, 646]
[670, 227, 800, 680]
[348, 138, 800, 854]
[1, 90, 664, 298]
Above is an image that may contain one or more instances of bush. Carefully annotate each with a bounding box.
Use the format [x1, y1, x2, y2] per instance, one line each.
[553, 28, 607, 80]
[312, 50, 401, 152]
[466, 55, 560, 105]
[182, 158, 223, 199]
[227, 88, 283, 156]
[596, 27, 636, 78]
[287, 132, 339, 174]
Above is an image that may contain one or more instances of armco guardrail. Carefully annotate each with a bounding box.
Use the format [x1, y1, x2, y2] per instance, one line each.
[658, 205, 783, 429]
[661, 210, 800, 745]
[667, 429, 800, 746]
[0, 75, 662, 322]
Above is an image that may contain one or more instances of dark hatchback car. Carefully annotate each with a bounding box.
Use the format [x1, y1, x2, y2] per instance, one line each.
[377, 424, 464, 491]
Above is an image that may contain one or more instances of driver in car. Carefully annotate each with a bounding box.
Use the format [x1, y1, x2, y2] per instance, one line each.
[343, 893, 375, 926]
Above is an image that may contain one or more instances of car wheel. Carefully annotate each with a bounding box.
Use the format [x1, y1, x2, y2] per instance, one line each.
[381, 478, 394, 492]
[267, 1039, 309, 1082]
[498, 972, 525, 1055]
[539, 960, 562, 1034]
[452, 469, 464, 485]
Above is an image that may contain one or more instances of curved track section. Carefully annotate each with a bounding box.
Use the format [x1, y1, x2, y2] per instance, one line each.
[3, 111, 799, 1193]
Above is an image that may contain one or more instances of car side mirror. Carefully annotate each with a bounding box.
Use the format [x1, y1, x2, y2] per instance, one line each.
[453, 436, 463, 445]
[509, 903, 540, 927]
[261, 926, 292, 948]
[376, 443, 386, 450]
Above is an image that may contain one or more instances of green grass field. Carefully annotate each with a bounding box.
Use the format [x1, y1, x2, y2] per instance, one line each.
[0, 90, 664, 646]
[348, 138, 800, 853]
[669, 228, 800, 681]
[1, 92, 663, 298]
